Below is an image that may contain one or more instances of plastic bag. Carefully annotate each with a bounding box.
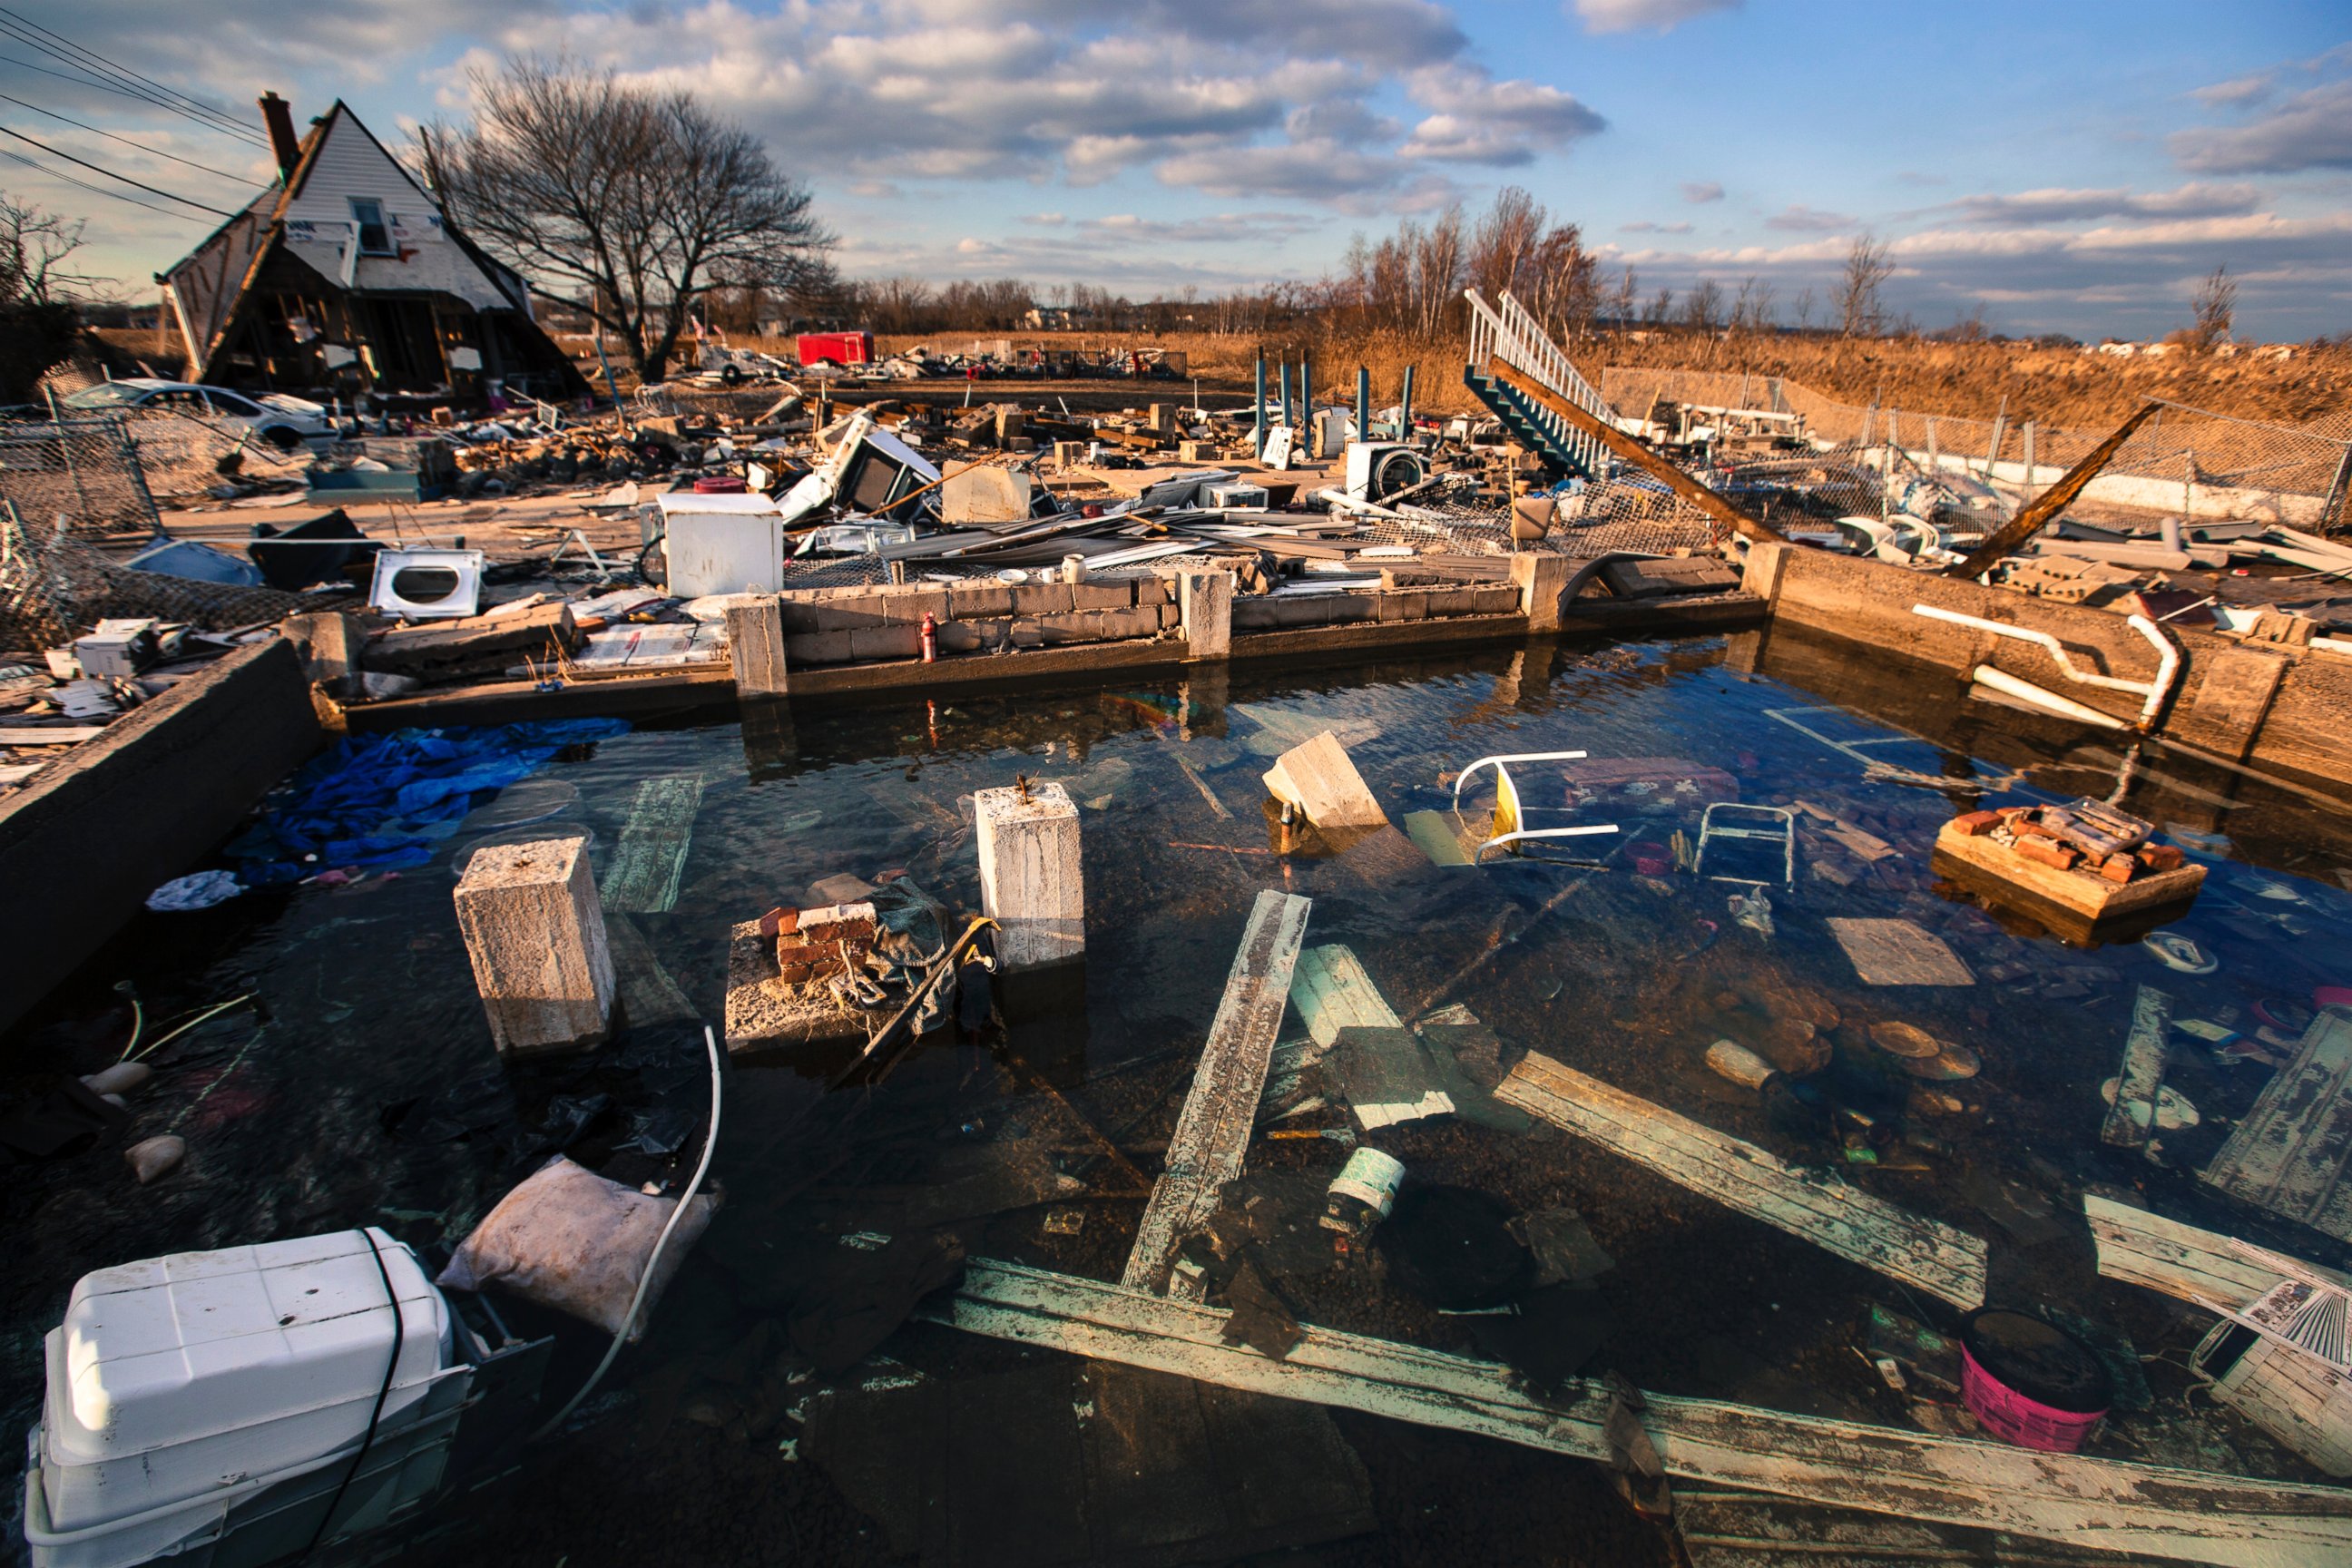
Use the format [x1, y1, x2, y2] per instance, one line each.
[437, 1155, 716, 1339]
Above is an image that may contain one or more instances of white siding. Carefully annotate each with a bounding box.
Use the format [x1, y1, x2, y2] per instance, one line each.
[277, 111, 510, 309]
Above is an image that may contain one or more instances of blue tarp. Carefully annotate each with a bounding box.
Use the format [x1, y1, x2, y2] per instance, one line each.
[223, 719, 628, 884]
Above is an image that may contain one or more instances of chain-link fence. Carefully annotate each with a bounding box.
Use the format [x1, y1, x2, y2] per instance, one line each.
[0, 414, 161, 536]
[1598, 366, 2352, 533]
[0, 499, 318, 652]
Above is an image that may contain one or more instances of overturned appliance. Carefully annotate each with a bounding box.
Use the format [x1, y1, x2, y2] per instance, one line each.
[775, 409, 941, 527]
[21, 1228, 548, 1568]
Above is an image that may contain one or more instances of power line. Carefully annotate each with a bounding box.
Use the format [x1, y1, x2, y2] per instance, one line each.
[0, 91, 256, 182]
[0, 7, 260, 142]
[0, 52, 267, 147]
[0, 146, 205, 221]
[0, 124, 232, 214]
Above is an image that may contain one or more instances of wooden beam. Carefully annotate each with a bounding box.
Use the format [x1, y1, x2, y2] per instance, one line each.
[2200, 1004, 2352, 1243]
[2100, 985, 2174, 1149]
[598, 775, 704, 915]
[1946, 402, 2161, 579]
[1496, 1052, 1987, 1308]
[2083, 1192, 2349, 1312]
[1485, 358, 1786, 544]
[1121, 888, 1311, 1298]
[922, 1258, 2352, 1568]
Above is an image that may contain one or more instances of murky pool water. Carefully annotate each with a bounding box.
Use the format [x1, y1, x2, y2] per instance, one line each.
[7, 623, 2351, 1565]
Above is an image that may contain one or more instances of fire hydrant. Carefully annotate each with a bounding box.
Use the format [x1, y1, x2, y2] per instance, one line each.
[919, 611, 938, 663]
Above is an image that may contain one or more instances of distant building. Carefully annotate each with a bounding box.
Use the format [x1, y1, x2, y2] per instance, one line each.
[156, 93, 586, 402]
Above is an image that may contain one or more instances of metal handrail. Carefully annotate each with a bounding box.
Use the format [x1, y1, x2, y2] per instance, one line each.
[1462, 289, 1610, 477]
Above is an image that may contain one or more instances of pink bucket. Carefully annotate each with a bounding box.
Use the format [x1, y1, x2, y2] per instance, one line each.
[1959, 1310, 2111, 1453]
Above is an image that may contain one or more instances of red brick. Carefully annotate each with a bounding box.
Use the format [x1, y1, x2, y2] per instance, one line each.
[1950, 810, 2002, 837]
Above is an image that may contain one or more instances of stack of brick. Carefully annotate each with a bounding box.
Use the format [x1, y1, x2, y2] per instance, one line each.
[1228, 582, 1521, 632]
[775, 577, 1179, 665]
[1949, 807, 2187, 884]
[767, 900, 877, 985]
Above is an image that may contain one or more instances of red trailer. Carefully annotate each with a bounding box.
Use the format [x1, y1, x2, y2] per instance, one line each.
[796, 330, 874, 367]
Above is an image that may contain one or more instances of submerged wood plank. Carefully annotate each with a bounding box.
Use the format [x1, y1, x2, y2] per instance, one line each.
[2201, 1005, 2352, 1243]
[1122, 889, 1311, 1297]
[599, 774, 704, 914]
[2102, 986, 2175, 1148]
[1289, 943, 1402, 1048]
[921, 1258, 2352, 1568]
[2083, 1192, 2350, 1311]
[1496, 1052, 1987, 1308]
[1825, 917, 1975, 986]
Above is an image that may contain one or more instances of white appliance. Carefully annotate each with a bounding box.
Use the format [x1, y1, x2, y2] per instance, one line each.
[1203, 482, 1269, 509]
[1312, 407, 1352, 459]
[1343, 441, 1427, 503]
[657, 491, 786, 597]
[369, 549, 485, 619]
[21, 1230, 547, 1568]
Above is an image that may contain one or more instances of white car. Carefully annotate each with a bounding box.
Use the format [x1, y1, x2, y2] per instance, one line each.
[61, 378, 338, 449]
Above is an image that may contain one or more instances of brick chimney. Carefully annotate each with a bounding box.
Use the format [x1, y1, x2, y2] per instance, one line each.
[259, 93, 300, 182]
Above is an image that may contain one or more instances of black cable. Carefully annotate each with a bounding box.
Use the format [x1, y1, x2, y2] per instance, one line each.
[0, 145, 205, 221]
[0, 123, 231, 213]
[0, 9, 260, 142]
[0, 52, 254, 145]
[0, 91, 254, 181]
[304, 1228, 406, 1560]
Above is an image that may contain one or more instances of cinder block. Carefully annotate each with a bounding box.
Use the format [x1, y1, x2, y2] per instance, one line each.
[1377, 589, 1430, 622]
[454, 836, 615, 1057]
[975, 779, 1083, 970]
[947, 580, 1014, 620]
[784, 631, 854, 665]
[1422, 587, 1481, 618]
[1271, 595, 1334, 627]
[1159, 603, 1181, 629]
[1510, 553, 1574, 632]
[1098, 604, 1161, 639]
[809, 594, 891, 632]
[1037, 612, 1099, 645]
[936, 618, 985, 653]
[1322, 594, 1377, 624]
[1009, 618, 1044, 648]
[777, 595, 826, 634]
[1010, 583, 1074, 616]
[1262, 732, 1387, 833]
[1230, 597, 1280, 630]
[1068, 580, 1134, 612]
[849, 624, 924, 662]
[881, 586, 953, 624]
[1134, 576, 1171, 608]
[1178, 570, 1235, 657]
[1465, 585, 1523, 614]
[726, 598, 788, 696]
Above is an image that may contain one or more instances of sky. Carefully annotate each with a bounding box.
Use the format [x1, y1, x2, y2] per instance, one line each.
[1, 0, 2347, 340]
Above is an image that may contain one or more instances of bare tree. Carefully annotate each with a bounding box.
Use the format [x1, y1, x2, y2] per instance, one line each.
[1467, 186, 1545, 302]
[1610, 266, 1638, 329]
[1412, 205, 1465, 338]
[1730, 275, 1775, 334]
[426, 56, 834, 381]
[0, 191, 86, 305]
[1791, 285, 1817, 332]
[2189, 264, 2237, 351]
[1642, 286, 1675, 328]
[1682, 277, 1725, 332]
[1835, 233, 1895, 338]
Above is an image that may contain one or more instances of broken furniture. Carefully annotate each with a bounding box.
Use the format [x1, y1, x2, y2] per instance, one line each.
[1451, 751, 1621, 863]
[1691, 801, 1795, 885]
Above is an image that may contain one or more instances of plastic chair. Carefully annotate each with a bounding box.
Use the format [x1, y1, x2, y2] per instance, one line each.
[1451, 752, 1620, 864]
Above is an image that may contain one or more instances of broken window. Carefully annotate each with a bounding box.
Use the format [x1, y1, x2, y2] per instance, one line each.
[349, 198, 393, 256]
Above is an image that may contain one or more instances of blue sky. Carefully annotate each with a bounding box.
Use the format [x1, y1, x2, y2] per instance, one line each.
[5, 0, 2347, 339]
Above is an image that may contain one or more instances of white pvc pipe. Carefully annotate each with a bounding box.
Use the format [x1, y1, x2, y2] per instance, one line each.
[1970, 666, 2128, 730]
[1911, 603, 2180, 728]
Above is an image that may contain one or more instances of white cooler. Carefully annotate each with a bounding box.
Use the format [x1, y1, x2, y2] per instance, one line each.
[22, 1229, 474, 1568]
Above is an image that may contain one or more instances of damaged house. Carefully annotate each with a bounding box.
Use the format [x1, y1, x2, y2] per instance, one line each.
[156, 93, 587, 405]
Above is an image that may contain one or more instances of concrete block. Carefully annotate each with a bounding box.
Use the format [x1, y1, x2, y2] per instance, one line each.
[1422, 587, 1482, 618]
[454, 836, 615, 1056]
[777, 594, 826, 634]
[975, 779, 1084, 970]
[940, 466, 1033, 524]
[1178, 569, 1234, 659]
[808, 593, 891, 633]
[1037, 611, 1102, 645]
[1741, 540, 1793, 605]
[1377, 589, 1431, 622]
[784, 631, 854, 665]
[936, 618, 986, 653]
[1273, 595, 1337, 627]
[281, 612, 361, 696]
[849, 624, 924, 662]
[1511, 553, 1574, 632]
[947, 580, 1014, 620]
[1230, 597, 1280, 631]
[1009, 618, 1045, 648]
[1465, 584, 1524, 614]
[1158, 603, 1181, 630]
[1068, 580, 1135, 612]
[1262, 731, 1388, 833]
[1322, 594, 1377, 624]
[1134, 576, 1171, 608]
[881, 585, 953, 624]
[726, 598, 789, 697]
[1098, 604, 1161, 639]
[1010, 583, 1074, 616]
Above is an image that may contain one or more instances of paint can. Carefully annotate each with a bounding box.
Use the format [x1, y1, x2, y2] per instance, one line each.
[1319, 1147, 1404, 1237]
[1959, 1308, 2112, 1452]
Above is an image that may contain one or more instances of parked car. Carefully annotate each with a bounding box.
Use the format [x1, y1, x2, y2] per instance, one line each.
[60, 377, 337, 448]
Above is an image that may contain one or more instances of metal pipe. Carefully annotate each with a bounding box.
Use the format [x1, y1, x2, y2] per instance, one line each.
[1911, 603, 2180, 728]
[1278, 358, 1291, 430]
[1302, 350, 1313, 423]
[1356, 367, 1370, 439]
[1970, 666, 2127, 730]
[1399, 364, 1416, 435]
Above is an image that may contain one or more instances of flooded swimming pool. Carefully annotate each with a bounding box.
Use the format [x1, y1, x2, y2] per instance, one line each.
[7, 624, 2352, 1565]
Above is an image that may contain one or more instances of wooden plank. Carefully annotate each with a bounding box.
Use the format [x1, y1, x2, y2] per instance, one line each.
[2102, 986, 2175, 1148]
[1289, 943, 1402, 1048]
[2082, 1193, 2350, 1310]
[1122, 889, 1311, 1297]
[0, 727, 105, 745]
[921, 1258, 2352, 1568]
[2202, 1005, 2352, 1243]
[598, 775, 704, 914]
[1933, 823, 2204, 920]
[1825, 917, 1975, 986]
[607, 911, 698, 1025]
[1496, 1052, 1986, 1308]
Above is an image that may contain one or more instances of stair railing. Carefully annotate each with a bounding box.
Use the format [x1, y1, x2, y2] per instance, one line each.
[1462, 289, 1611, 478]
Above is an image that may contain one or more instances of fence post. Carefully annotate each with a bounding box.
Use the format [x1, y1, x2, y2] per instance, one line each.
[110, 416, 162, 532]
[2322, 442, 2352, 534]
[41, 390, 93, 524]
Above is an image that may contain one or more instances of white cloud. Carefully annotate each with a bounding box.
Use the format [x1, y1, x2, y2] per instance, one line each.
[1398, 64, 1604, 163]
[1946, 181, 2263, 225]
[1571, 0, 1740, 35]
[2172, 76, 2352, 174]
[1681, 180, 1723, 203]
[1621, 220, 1692, 233]
[1763, 204, 1856, 233]
[2191, 73, 2275, 108]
